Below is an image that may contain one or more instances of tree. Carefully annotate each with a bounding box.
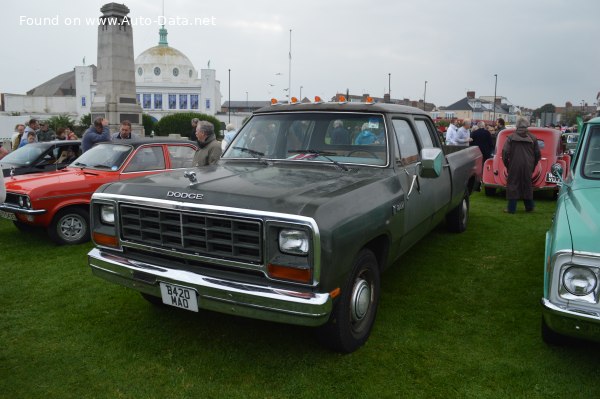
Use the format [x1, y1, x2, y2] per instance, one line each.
[142, 114, 155, 136]
[154, 112, 222, 139]
[532, 103, 556, 120]
[47, 114, 75, 131]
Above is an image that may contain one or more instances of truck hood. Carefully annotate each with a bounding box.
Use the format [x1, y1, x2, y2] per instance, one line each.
[564, 187, 600, 255]
[100, 163, 389, 216]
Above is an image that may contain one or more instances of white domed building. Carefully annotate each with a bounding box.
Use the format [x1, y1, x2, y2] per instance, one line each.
[1, 26, 221, 124]
[133, 26, 221, 120]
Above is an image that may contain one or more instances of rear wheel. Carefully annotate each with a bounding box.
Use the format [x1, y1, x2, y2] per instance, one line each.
[47, 208, 90, 245]
[317, 249, 380, 353]
[446, 190, 469, 233]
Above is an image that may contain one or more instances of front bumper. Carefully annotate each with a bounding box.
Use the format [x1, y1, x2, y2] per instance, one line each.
[0, 203, 46, 215]
[88, 248, 332, 327]
[541, 298, 600, 342]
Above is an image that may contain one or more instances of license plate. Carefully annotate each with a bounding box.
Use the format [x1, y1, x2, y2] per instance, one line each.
[159, 282, 199, 312]
[0, 210, 17, 221]
[546, 172, 560, 184]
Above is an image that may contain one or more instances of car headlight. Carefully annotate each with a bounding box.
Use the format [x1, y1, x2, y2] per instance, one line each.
[24, 197, 31, 209]
[563, 266, 597, 296]
[278, 229, 309, 255]
[100, 204, 115, 225]
[18, 196, 24, 207]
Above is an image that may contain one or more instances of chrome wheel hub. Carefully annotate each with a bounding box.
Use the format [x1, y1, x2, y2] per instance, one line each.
[351, 278, 371, 323]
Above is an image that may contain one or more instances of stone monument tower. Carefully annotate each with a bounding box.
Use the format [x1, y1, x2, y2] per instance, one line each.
[91, 3, 143, 135]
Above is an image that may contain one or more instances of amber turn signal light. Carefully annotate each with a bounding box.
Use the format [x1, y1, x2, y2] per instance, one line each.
[93, 232, 119, 247]
[268, 263, 312, 284]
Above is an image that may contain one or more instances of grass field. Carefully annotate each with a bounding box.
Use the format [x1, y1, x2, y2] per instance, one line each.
[1, 191, 600, 398]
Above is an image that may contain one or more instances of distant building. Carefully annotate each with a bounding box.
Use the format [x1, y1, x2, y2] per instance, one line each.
[1, 27, 221, 122]
[440, 91, 514, 123]
[221, 101, 271, 113]
[330, 93, 436, 112]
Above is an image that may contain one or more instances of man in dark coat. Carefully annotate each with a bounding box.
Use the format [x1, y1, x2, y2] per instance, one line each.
[470, 121, 495, 161]
[501, 117, 541, 213]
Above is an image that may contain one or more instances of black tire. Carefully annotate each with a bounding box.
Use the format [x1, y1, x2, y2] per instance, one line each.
[446, 190, 469, 233]
[541, 316, 567, 345]
[13, 221, 38, 233]
[141, 293, 165, 306]
[317, 249, 380, 353]
[47, 207, 90, 245]
[484, 187, 496, 196]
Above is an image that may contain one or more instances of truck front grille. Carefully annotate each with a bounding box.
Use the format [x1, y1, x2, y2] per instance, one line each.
[119, 204, 262, 263]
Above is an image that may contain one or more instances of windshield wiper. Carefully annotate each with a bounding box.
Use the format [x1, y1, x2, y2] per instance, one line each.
[91, 164, 113, 169]
[73, 162, 88, 168]
[288, 149, 349, 171]
[232, 146, 269, 165]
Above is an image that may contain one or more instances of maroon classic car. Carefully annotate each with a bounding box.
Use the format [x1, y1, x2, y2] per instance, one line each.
[482, 127, 570, 196]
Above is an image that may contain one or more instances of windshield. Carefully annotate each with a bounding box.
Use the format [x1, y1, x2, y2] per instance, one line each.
[222, 112, 388, 166]
[71, 143, 132, 170]
[582, 126, 600, 179]
[0, 144, 46, 165]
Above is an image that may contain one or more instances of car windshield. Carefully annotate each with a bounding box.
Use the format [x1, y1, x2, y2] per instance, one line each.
[0, 144, 46, 165]
[582, 126, 600, 178]
[70, 143, 132, 170]
[222, 112, 388, 166]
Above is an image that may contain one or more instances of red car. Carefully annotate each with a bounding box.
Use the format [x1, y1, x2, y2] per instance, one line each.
[0, 139, 197, 244]
[482, 127, 570, 196]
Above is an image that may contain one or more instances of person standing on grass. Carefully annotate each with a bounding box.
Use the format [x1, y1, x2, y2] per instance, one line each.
[501, 117, 541, 214]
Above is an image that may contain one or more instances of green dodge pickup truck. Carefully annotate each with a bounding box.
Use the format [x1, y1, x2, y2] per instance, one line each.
[88, 101, 482, 352]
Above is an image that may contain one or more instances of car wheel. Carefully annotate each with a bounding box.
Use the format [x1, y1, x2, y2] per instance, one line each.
[317, 249, 380, 353]
[484, 187, 496, 196]
[541, 316, 567, 345]
[48, 208, 90, 245]
[141, 293, 165, 306]
[446, 190, 469, 233]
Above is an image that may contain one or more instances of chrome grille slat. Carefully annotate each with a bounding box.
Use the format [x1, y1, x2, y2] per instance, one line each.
[119, 204, 262, 263]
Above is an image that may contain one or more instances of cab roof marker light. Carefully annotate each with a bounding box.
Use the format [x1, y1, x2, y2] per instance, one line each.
[290, 97, 299, 104]
[338, 95, 347, 103]
[314, 96, 323, 104]
[270, 98, 279, 105]
[365, 97, 374, 104]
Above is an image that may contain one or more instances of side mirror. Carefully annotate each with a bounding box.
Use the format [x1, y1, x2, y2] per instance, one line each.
[551, 163, 567, 188]
[419, 147, 443, 178]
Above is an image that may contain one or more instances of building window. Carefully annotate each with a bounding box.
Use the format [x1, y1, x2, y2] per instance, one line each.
[444, 112, 455, 119]
[205, 99, 211, 110]
[81, 96, 86, 107]
[173, 68, 179, 77]
[137, 67, 143, 76]
[143, 94, 151, 109]
[188, 69, 192, 78]
[154, 67, 161, 76]
[154, 94, 163, 109]
[168, 94, 177, 109]
[473, 112, 483, 120]
[179, 94, 188, 109]
[190, 95, 199, 109]
[136, 94, 140, 105]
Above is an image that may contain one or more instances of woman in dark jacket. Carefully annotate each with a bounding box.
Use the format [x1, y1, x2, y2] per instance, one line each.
[501, 117, 541, 213]
[470, 121, 495, 161]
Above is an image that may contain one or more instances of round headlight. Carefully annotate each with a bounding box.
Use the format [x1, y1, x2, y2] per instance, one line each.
[279, 229, 309, 255]
[563, 266, 597, 296]
[24, 197, 31, 209]
[18, 196, 24, 207]
[100, 204, 115, 225]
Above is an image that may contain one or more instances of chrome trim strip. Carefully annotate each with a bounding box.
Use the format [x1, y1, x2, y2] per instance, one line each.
[541, 298, 600, 323]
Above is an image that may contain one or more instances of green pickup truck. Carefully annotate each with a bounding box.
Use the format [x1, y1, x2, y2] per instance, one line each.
[87, 101, 482, 352]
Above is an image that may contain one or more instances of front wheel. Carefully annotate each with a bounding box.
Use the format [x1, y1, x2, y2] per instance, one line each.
[47, 207, 90, 245]
[317, 249, 380, 353]
[446, 190, 469, 233]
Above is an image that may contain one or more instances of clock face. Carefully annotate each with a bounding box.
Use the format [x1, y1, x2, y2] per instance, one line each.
[173, 68, 179, 77]
[154, 67, 161, 76]
[137, 67, 143, 76]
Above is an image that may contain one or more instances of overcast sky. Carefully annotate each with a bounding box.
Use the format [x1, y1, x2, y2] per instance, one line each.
[2, 0, 598, 109]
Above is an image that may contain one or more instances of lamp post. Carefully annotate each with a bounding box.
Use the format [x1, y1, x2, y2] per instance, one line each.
[245, 91, 248, 112]
[581, 100, 585, 114]
[300, 86, 303, 101]
[228, 69, 231, 123]
[388, 73, 391, 102]
[423, 80, 428, 110]
[493, 74, 498, 123]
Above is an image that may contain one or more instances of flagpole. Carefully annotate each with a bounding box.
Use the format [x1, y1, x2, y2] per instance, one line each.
[288, 29, 292, 101]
